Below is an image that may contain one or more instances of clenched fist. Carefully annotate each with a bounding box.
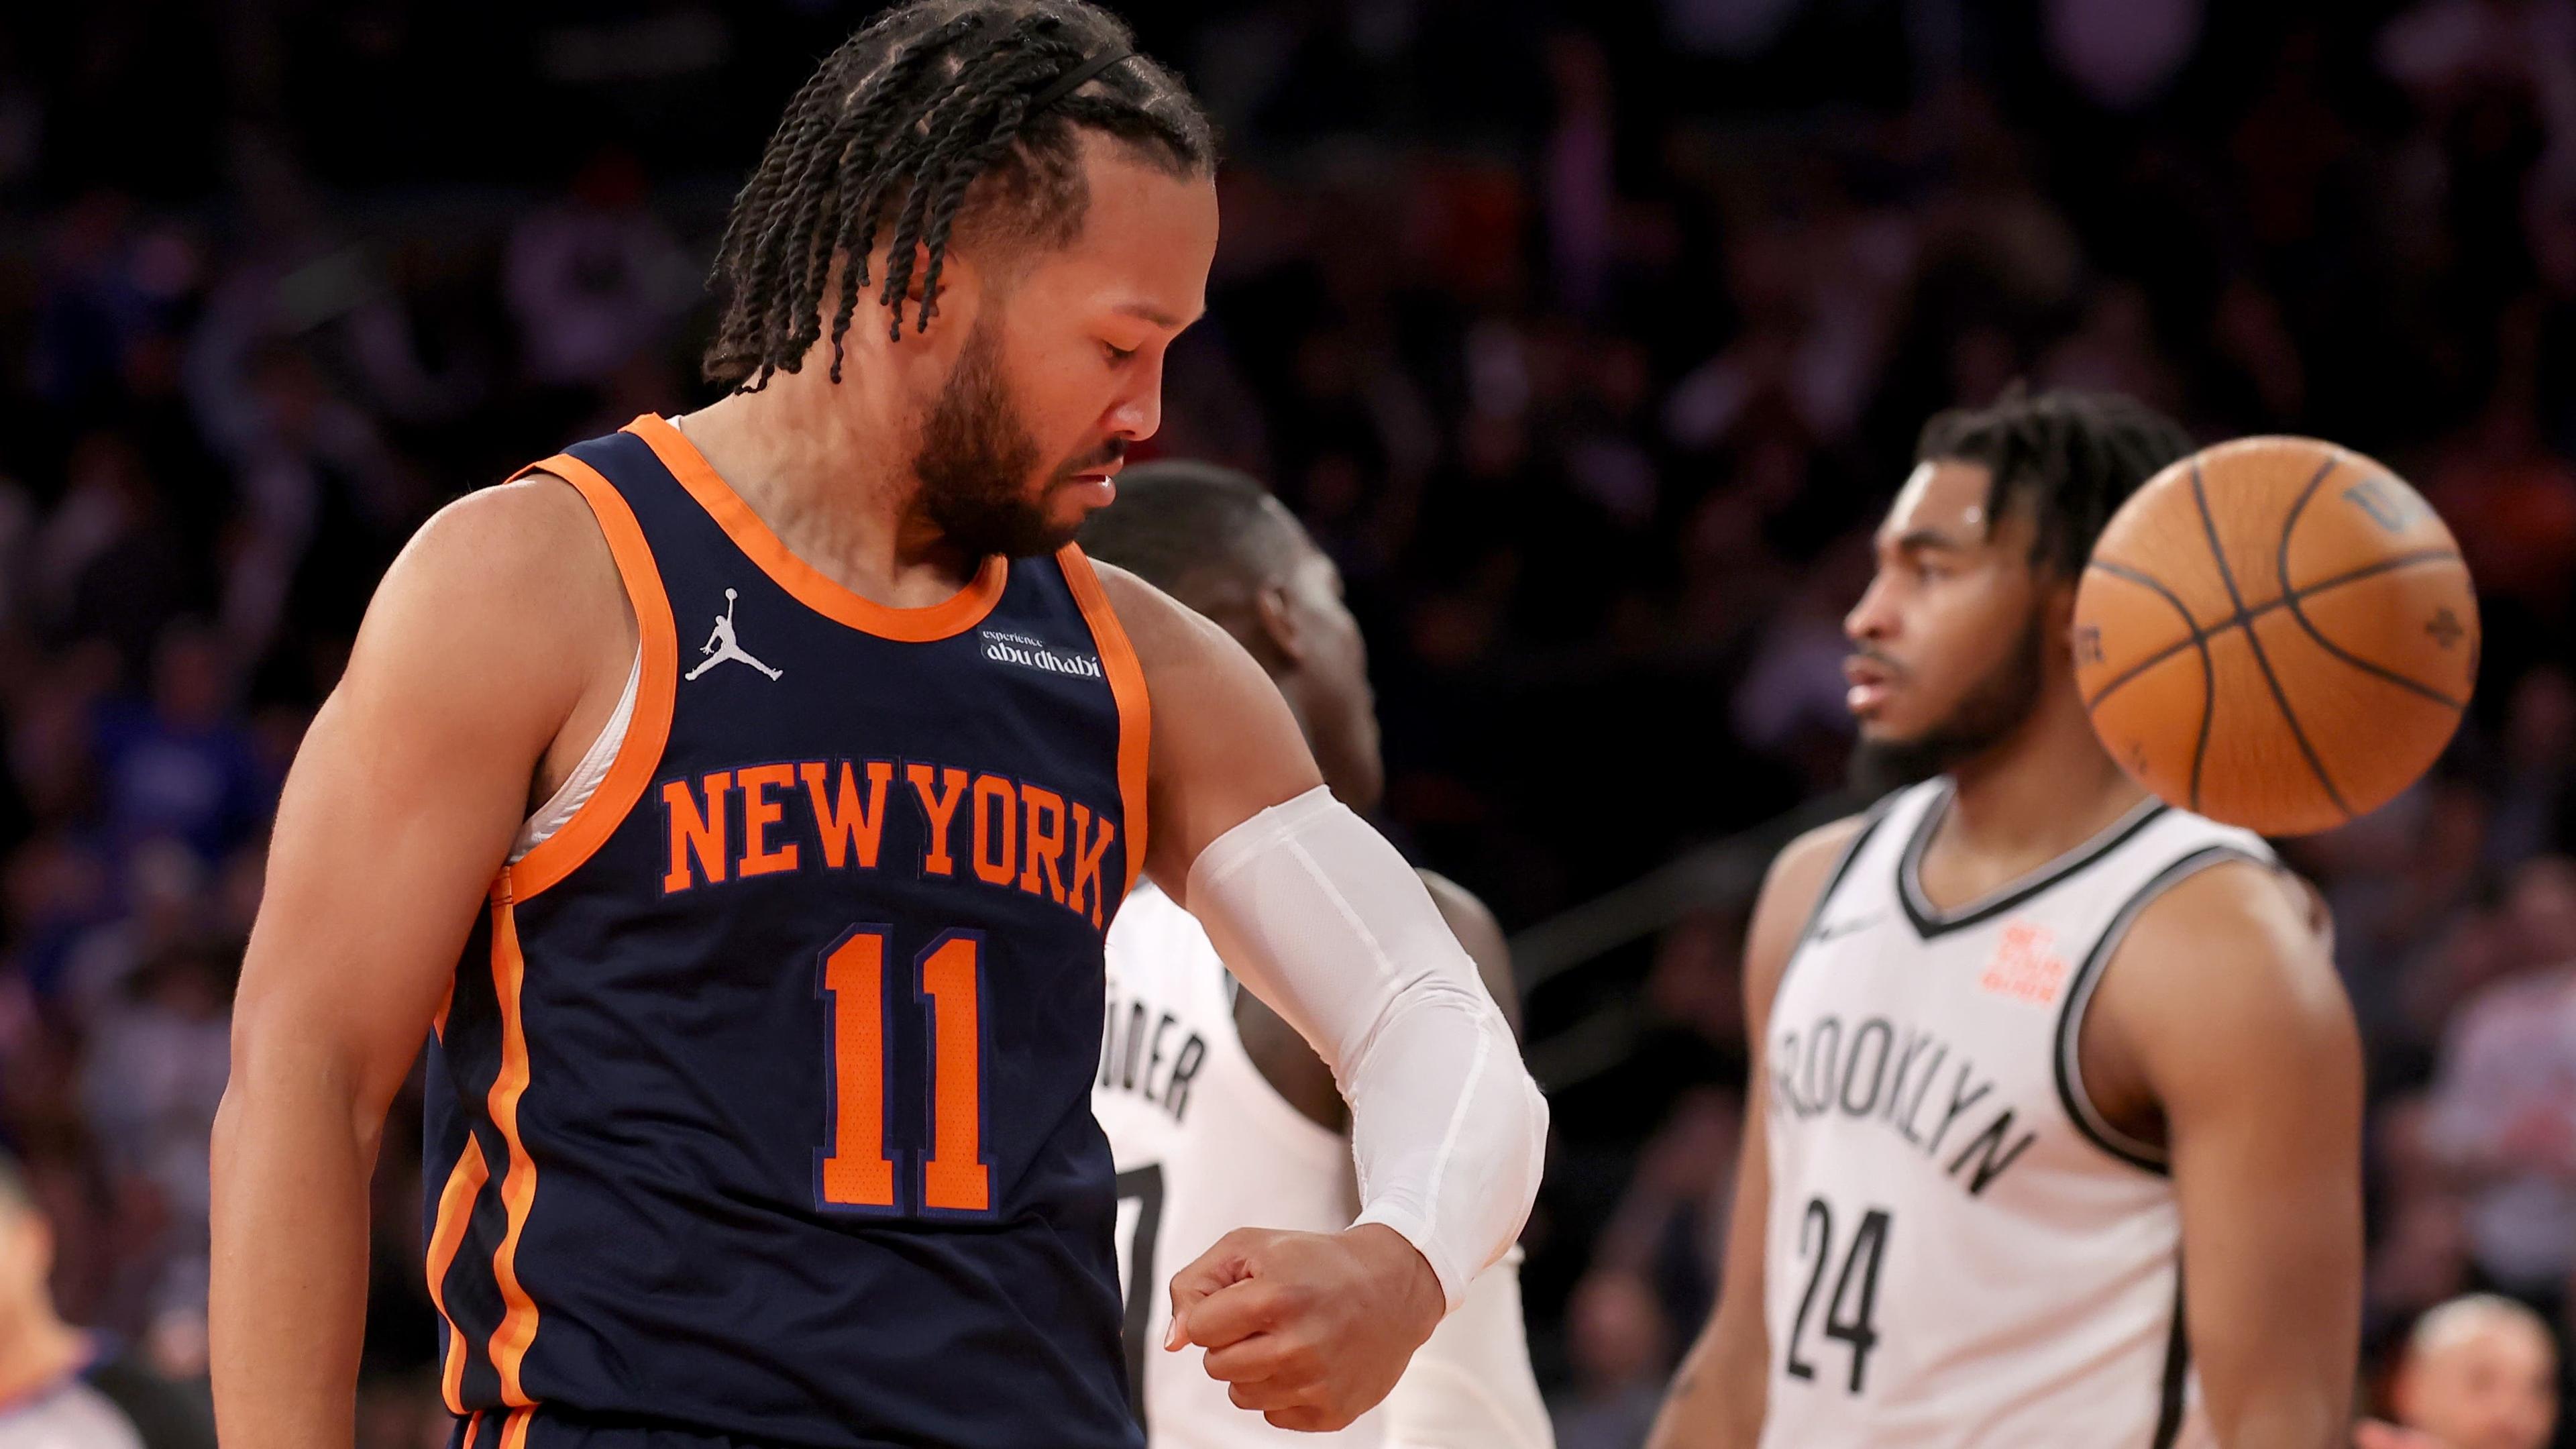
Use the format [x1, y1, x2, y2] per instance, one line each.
[1165, 1223, 1447, 1432]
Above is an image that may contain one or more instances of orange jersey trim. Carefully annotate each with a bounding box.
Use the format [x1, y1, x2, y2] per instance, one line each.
[426, 1136, 491, 1415]
[1057, 544, 1150, 901]
[623, 413, 1008, 641]
[483, 884, 542, 1406]
[504, 453, 679, 902]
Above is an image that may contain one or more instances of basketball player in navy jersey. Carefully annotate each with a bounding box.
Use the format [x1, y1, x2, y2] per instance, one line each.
[207, 7, 1546, 1449]
[1647, 392, 2363, 1448]
[1079, 462, 1554, 1449]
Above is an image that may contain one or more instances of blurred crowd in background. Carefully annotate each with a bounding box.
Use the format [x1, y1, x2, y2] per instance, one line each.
[0, 1, 2574, 1446]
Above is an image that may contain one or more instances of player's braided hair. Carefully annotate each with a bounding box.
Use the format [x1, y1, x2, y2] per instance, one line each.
[1917, 388, 2197, 578]
[702, 0, 1216, 391]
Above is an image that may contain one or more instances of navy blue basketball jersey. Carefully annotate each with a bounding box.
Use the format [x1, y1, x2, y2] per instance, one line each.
[422, 415, 1149, 1449]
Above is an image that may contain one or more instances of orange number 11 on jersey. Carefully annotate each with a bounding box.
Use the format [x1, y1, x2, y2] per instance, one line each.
[819, 927, 990, 1215]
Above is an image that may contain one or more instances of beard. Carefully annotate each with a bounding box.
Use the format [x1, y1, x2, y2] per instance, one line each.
[911, 312, 1120, 559]
[1847, 610, 2050, 798]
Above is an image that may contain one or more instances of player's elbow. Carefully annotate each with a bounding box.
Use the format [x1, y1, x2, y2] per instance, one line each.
[1351, 983, 1550, 1248]
[221, 985, 392, 1160]
[1366, 977, 1547, 1139]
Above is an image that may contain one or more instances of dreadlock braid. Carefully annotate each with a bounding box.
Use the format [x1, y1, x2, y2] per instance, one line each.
[753, 23, 973, 384]
[1916, 389, 2198, 578]
[871, 28, 1071, 339]
[816, 15, 1001, 376]
[906, 88, 1037, 337]
[712, 50, 874, 384]
[702, 0, 1217, 393]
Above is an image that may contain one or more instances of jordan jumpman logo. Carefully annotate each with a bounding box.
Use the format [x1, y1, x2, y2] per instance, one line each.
[686, 589, 783, 682]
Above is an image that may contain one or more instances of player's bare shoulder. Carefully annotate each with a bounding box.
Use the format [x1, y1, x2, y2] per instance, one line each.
[2098, 857, 2343, 1031]
[377, 474, 628, 649]
[1745, 812, 1878, 1016]
[339, 472, 636, 777]
[2084, 853, 2356, 1128]
[1087, 557, 1234, 670]
[1086, 556, 1322, 889]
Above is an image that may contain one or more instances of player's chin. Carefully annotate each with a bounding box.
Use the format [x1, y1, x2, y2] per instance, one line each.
[1851, 710, 1918, 741]
[1040, 484, 1108, 533]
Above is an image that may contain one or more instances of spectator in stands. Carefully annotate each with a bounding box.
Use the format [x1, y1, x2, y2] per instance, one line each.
[0, 1148, 213, 1448]
[89, 623, 266, 868]
[2423, 857, 2576, 1314]
[502, 149, 694, 391]
[1549, 1267, 1672, 1449]
[2392, 1294, 2559, 1449]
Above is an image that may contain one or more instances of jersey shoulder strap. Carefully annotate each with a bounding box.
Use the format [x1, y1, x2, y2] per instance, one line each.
[1791, 783, 1939, 943]
[2053, 805, 2277, 1173]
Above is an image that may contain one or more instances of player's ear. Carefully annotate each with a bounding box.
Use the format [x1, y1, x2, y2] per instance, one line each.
[2042, 570, 2083, 646]
[869, 241, 959, 328]
[1251, 583, 1306, 668]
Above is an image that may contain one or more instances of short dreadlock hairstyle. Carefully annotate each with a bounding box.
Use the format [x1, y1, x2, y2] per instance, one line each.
[1916, 389, 2197, 578]
[702, 0, 1216, 392]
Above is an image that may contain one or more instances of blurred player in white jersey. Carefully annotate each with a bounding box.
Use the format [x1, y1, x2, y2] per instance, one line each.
[1648, 392, 2365, 1448]
[1082, 462, 1554, 1449]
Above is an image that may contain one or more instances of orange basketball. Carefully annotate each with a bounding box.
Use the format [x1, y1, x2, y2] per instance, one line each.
[2072, 436, 2479, 836]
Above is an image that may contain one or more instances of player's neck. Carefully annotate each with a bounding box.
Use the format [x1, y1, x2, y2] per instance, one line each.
[674, 374, 985, 604]
[0, 1309, 87, 1408]
[1941, 700, 2145, 873]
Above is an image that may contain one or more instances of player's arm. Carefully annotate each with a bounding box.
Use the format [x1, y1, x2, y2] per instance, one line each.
[209, 479, 629, 1449]
[2090, 861, 2363, 1449]
[1420, 869, 1523, 1036]
[1381, 871, 1552, 1449]
[1234, 868, 1525, 1135]
[1096, 564, 1548, 1434]
[1648, 815, 1868, 1449]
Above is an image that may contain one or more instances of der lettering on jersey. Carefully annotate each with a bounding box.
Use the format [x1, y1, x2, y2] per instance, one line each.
[422, 416, 1150, 1449]
[1090, 886, 1372, 1446]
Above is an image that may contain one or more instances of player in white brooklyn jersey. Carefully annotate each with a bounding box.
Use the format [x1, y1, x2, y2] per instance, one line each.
[1650, 392, 2365, 1449]
[1081, 463, 1554, 1449]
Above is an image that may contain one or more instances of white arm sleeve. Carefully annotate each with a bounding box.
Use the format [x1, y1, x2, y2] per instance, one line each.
[1383, 1248, 1557, 1449]
[1185, 786, 1549, 1309]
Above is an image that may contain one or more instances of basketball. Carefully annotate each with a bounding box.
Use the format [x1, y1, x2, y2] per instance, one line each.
[2072, 437, 2479, 837]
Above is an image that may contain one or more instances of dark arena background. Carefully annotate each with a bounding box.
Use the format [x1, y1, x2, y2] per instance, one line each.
[2, 1, 2575, 1446]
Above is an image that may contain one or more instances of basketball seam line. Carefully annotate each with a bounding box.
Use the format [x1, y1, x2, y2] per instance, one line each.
[2084, 560, 2216, 811]
[2079, 545, 2461, 711]
[2190, 458, 2351, 820]
[2273, 472, 2470, 712]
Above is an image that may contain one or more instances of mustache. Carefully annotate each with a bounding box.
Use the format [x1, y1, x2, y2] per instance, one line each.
[1056, 438, 1127, 479]
[1847, 645, 1906, 681]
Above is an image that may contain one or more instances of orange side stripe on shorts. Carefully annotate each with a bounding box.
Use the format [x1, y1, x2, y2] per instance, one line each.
[1056, 543, 1151, 900]
[482, 885, 542, 1405]
[498, 1406, 533, 1449]
[425, 1135, 492, 1415]
[458, 1410, 483, 1449]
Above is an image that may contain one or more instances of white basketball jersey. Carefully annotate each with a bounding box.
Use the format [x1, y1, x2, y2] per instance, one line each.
[1760, 779, 2269, 1449]
[1094, 885, 1385, 1448]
